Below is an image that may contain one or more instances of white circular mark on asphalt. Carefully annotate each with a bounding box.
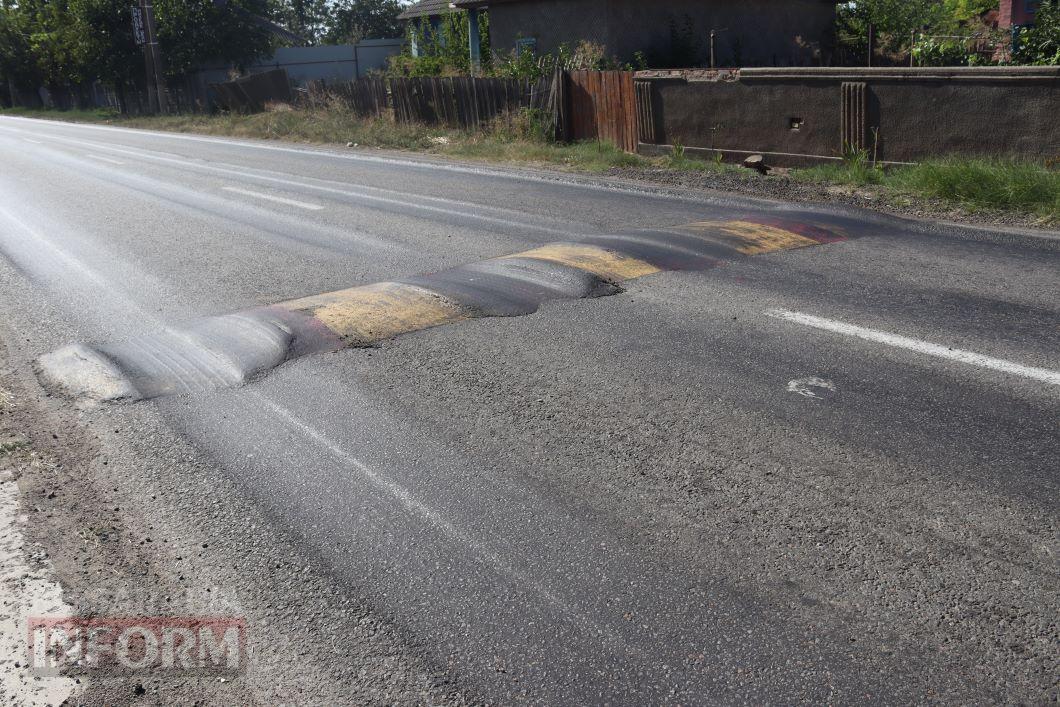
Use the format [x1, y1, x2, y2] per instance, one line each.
[787, 377, 836, 400]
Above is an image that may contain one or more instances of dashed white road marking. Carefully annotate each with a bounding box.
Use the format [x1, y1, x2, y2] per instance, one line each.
[222, 186, 324, 211]
[20, 138, 42, 145]
[768, 308, 1060, 386]
[86, 153, 125, 165]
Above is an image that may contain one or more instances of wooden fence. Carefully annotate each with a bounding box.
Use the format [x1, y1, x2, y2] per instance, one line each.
[327, 77, 390, 118]
[389, 75, 558, 130]
[565, 70, 639, 153]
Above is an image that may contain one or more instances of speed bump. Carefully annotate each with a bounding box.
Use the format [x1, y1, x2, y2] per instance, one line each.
[279, 281, 466, 346]
[37, 214, 849, 402]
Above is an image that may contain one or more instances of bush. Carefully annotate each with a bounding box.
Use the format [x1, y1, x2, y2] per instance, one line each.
[389, 11, 490, 77]
[1013, 0, 1060, 65]
[794, 145, 885, 186]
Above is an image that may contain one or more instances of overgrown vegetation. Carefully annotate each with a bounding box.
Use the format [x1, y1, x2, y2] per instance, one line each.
[388, 11, 492, 77]
[389, 12, 625, 81]
[1013, 0, 1060, 65]
[836, 0, 1060, 66]
[797, 153, 1059, 219]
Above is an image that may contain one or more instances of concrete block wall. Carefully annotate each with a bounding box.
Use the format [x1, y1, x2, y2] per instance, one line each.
[635, 66, 1060, 165]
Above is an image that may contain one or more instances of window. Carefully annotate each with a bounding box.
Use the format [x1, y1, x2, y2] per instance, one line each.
[515, 37, 538, 56]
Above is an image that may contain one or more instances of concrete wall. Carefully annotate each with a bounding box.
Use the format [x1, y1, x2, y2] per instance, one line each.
[637, 67, 1060, 165]
[486, 0, 836, 66]
[487, 0, 609, 58]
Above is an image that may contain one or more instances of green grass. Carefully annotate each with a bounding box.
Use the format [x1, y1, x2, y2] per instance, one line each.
[889, 158, 1060, 217]
[796, 160, 886, 187]
[447, 137, 646, 171]
[0, 105, 120, 122]
[795, 154, 1058, 220]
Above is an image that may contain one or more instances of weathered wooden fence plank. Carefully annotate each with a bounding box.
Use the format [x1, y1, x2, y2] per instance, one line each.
[564, 70, 638, 152]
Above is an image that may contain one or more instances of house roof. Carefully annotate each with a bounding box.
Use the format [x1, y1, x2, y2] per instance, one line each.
[397, 0, 460, 20]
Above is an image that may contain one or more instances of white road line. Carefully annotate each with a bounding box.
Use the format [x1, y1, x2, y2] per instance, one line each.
[40, 132, 584, 237]
[86, 153, 125, 165]
[221, 186, 324, 211]
[0, 114, 708, 204]
[767, 308, 1060, 386]
[20, 137, 42, 144]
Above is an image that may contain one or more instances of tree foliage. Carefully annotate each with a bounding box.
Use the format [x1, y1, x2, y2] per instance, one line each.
[273, 0, 330, 44]
[69, 0, 143, 88]
[154, 0, 275, 76]
[0, 3, 40, 90]
[326, 0, 403, 44]
[1014, 0, 1060, 64]
[0, 0, 280, 91]
[837, 0, 957, 58]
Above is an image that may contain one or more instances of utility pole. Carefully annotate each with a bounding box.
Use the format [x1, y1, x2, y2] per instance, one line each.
[138, 0, 167, 113]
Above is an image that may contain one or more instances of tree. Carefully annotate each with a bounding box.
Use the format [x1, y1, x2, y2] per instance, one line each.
[69, 0, 143, 94]
[325, 0, 403, 44]
[0, 4, 40, 92]
[944, 0, 998, 22]
[837, 0, 955, 60]
[153, 0, 276, 76]
[273, 0, 330, 44]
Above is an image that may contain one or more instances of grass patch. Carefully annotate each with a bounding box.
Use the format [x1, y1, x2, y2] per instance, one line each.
[447, 137, 646, 171]
[660, 142, 734, 173]
[889, 158, 1060, 217]
[795, 152, 1058, 220]
[0, 105, 119, 122]
[796, 161, 885, 187]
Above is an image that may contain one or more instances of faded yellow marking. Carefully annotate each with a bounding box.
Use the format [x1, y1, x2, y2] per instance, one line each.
[505, 244, 660, 282]
[679, 220, 820, 255]
[280, 282, 465, 344]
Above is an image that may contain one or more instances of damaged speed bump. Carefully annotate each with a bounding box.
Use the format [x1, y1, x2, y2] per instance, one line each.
[280, 281, 467, 346]
[36, 215, 848, 402]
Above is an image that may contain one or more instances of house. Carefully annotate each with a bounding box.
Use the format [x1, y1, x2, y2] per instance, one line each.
[998, 0, 1043, 28]
[451, 0, 839, 67]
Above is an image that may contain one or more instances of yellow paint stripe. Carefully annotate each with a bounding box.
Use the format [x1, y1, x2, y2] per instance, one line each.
[678, 220, 820, 255]
[506, 244, 660, 282]
[279, 282, 466, 344]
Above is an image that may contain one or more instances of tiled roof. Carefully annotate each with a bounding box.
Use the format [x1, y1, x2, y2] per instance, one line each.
[397, 0, 459, 20]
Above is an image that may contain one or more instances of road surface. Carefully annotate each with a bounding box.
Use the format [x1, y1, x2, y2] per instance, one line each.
[0, 115, 1057, 704]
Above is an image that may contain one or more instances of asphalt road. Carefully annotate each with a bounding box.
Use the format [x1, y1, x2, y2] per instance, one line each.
[0, 115, 1057, 704]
